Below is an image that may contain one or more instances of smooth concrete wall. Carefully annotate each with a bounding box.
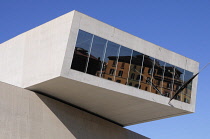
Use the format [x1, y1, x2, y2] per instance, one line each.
[0, 11, 74, 88]
[22, 11, 74, 88]
[0, 34, 26, 87]
[0, 81, 149, 139]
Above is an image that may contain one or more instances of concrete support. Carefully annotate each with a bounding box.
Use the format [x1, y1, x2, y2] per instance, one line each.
[0, 82, 148, 139]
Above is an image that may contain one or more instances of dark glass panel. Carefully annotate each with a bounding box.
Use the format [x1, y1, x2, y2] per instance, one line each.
[140, 55, 155, 92]
[173, 67, 185, 101]
[151, 59, 165, 94]
[183, 70, 193, 103]
[128, 51, 144, 88]
[114, 46, 132, 85]
[162, 63, 175, 98]
[71, 30, 93, 72]
[101, 41, 120, 81]
[86, 36, 107, 76]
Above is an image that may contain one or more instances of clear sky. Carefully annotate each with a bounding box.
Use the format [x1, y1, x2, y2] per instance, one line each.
[1, 1, 210, 139]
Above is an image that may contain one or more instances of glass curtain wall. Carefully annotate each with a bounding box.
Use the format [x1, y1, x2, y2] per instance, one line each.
[152, 59, 165, 94]
[127, 51, 144, 88]
[101, 41, 120, 81]
[71, 30, 93, 72]
[114, 46, 133, 85]
[71, 30, 193, 103]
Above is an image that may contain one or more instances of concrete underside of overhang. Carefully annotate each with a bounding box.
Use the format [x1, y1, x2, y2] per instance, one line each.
[26, 77, 190, 126]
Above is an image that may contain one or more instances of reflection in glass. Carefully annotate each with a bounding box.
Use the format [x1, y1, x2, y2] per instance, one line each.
[183, 70, 193, 103]
[163, 63, 175, 98]
[128, 51, 144, 88]
[114, 46, 133, 85]
[173, 67, 185, 101]
[71, 30, 193, 103]
[101, 41, 120, 81]
[140, 56, 155, 92]
[151, 60, 165, 94]
[71, 30, 93, 72]
[86, 36, 107, 76]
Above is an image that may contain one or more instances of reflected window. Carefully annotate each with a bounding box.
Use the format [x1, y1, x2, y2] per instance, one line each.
[116, 80, 121, 83]
[183, 70, 193, 103]
[71, 30, 193, 103]
[134, 84, 139, 88]
[118, 71, 123, 77]
[146, 77, 151, 84]
[140, 55, 155, 92]
[101, 41, 120, 81]
[114, 46, 132, 85]
[86, 35, 107, 76]
[71, 30, 93, 72]
[151, 59, 165, 94]
[163, 63, 175, 97]
[128, 50, 144, 88]
[109, 69, 115, 75]
[130, 73, 135, 80]
[121, 62, 125, 69]
[136, 75, 140, 80]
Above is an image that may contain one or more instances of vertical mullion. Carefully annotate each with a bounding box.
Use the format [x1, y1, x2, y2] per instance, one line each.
[181, 69, 186, 102]
[149, 59, 156, 92]
[160, 62, 166, 94]
[127, 50, 133, 85]
[99, 40, 108, 77]
[85, 35, 95, 73]
[138, 55, 145, 88]
[113, 45, 121, 81]
[170, 66, 175, 98]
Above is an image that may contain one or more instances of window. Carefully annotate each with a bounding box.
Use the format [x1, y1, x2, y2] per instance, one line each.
[141, 75, 143, 81]
[109, 69, 115, 75]
[108, 78, 112, 80]
[146, 77, 151, 84]
[134, 84, 139, 88]
[71, 30, 190, 103]
[102, 41, 120, 81]
[116, 80, 121, 83]
[142, 67, 145, 74]
[130, 73, 135, 80]
[121, 62, 125, 69]
[136, 75, 140, 80]
[86, 35, 107, 76]
[118, 71, 123, 77]
[112, 60, 117, 67]
[71, 30, 93, 72]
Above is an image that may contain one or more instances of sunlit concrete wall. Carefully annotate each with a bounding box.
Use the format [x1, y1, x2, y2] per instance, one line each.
[0, 81, 149, 139]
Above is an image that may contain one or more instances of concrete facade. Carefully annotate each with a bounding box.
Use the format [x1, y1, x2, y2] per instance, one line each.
[0, 81, 148, 139]
[0, 10, 199, 138]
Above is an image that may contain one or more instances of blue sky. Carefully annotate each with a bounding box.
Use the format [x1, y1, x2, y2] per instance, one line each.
[1, 1, 210, 139]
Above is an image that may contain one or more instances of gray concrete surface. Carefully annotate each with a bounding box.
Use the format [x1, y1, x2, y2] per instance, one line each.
[0, 10, 199, 126]
[0, 81, 149, 139]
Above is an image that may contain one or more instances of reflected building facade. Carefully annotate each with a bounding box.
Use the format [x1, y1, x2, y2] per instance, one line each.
[71, 30, 193, 104]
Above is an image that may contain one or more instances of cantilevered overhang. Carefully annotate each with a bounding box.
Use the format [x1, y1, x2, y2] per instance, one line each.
[27, 69, 193, 126]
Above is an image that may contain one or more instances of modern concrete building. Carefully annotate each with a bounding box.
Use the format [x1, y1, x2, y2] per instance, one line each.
[0, 10, 199, 138]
